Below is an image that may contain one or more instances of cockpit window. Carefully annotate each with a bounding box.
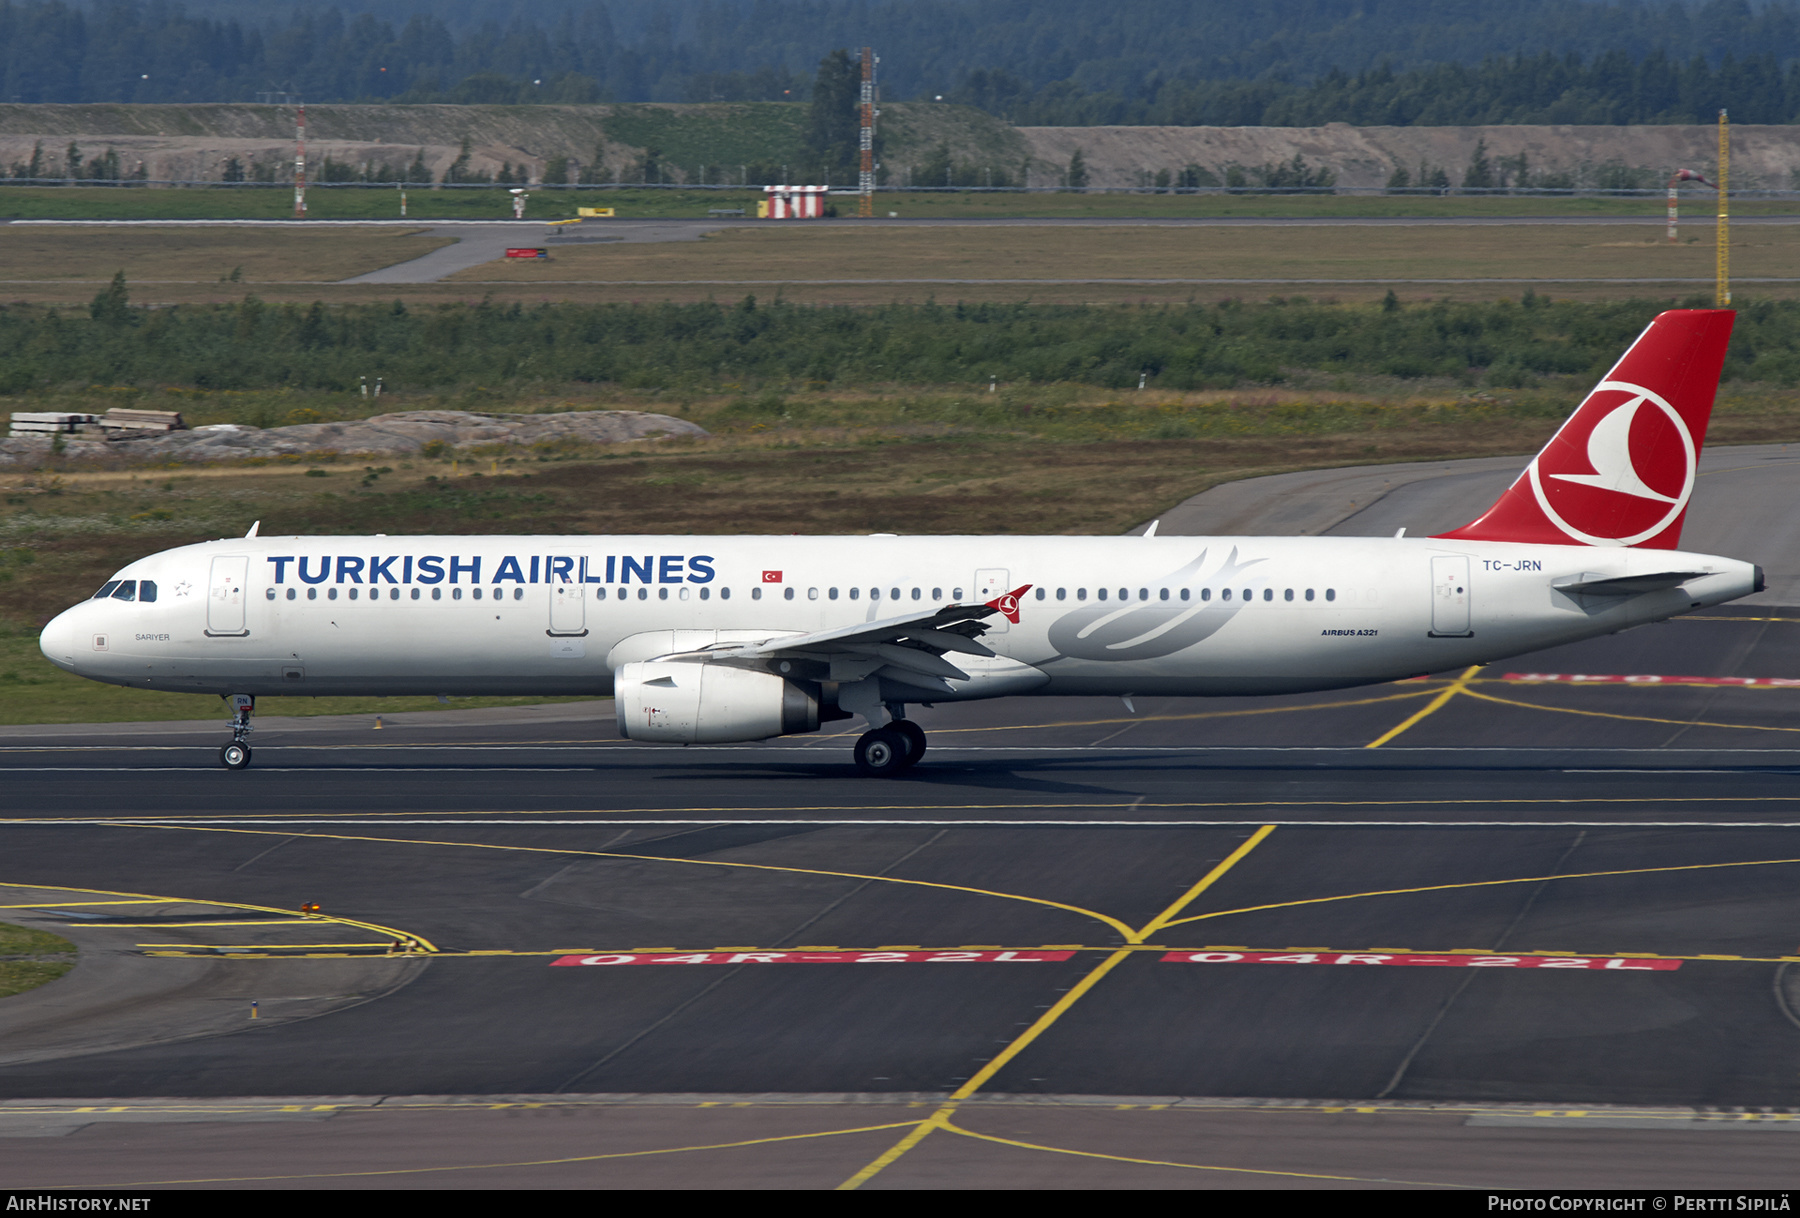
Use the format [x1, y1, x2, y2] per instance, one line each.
[137, 580, 157, 603]
[93, 581, 120, 600]
[110, 581, 137, 602]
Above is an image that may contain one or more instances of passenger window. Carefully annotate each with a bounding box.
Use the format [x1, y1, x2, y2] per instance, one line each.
[1326, 588, 1336, 602]
[828, 587, 838, 600]
[659, 588, 669, 601]
[1077, 588, 1087, 601]
[410, 588, 420, 600]
[1119, 588, 1128, 601]
[286, 588, 296, 601]
[890, 588, 900, 601]
[849, 587, 860, 600]
[1056, 588, 1067, 601]
[431, 588, 441, 601]
[680, 587, 690, 601]
[911, 588, 920, 600]
[514, 588, 524, 601]
[1263, 588, 1273, 602]
[265, 588, 275, 601]
[1179, 588, 1189, 601]
[349, 588, 359, 601]
[953, 588, 963, 599]
[698, 587, 708, 601]
[1159, 588, 1169, 601]
[1242, 588, 1252, 601]
[390, 588, 399, 600]
[784, 587, 795, 601]
[1222, 588, 1232, 601]
[808, 587, 818, 600]
[328, 588, 339, 601]
[111, 581, 136, 602]
[721, 587, 731, 600]
[1284, 588, 1294, 601]
[472, 588, 482, 601]
[871, 588, 880, 601]
[1201, 588, 1211, 601]
[93, 581, 120, 600]
[1139, 588, 1149, 601]
[933, 588, 943, 601]
[638, 588, 648, 600]
[595, 587, 607, 601]
[452, 588, 462, 601]
[138, 581, 157, 603]
[1097, 588, 1108, 601]
[1305, 588, 1315, 601]
[1035, 588, 1046, 601]
[753, 587, 762, 600]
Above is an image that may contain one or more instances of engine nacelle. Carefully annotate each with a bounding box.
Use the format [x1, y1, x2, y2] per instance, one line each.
[615, 660, 819, 743]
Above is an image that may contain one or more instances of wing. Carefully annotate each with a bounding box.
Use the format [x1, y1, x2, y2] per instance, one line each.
[656, 585, 1032, 692]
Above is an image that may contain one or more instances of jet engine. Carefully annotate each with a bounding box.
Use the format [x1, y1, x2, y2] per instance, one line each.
[615, 660, 819, 743]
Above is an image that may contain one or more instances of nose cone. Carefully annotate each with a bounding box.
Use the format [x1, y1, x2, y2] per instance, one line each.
[39, 607, 79, 673]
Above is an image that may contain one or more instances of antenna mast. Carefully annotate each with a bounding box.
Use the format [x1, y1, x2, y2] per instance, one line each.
[294, 101, 307, 218]
[1717, 109, 1730, 306]
[859, 47, 876, 218]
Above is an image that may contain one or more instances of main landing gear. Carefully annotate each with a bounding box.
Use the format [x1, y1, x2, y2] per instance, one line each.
[220, 694, 254, 770]
[853, 713, 927, 777]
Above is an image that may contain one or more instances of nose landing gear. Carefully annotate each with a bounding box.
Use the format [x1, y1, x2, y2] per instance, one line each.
[219, 694, 254, 770]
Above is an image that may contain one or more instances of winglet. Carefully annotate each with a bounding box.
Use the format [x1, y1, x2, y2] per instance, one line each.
[985, 584, 1032, 624]
[245, 520, 260, 538]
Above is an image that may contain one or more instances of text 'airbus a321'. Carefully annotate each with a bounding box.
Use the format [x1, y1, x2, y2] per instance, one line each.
[39, 309, 1760, 775]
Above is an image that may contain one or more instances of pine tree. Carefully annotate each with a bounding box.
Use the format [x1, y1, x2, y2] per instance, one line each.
[89, 272, 130, 325]
[1462, 138, 1495, 191]
[1067, 147, 1089, 189]
[805, 49, 860, 175]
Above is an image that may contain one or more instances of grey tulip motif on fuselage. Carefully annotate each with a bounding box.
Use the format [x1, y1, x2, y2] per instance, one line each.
[1042, 547, 1265, 663]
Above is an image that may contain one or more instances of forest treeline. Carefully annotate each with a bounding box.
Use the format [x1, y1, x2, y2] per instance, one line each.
[954, 51, 1800, 127]
[11, 282, 1800, 396]
[6, 0, 1800, 127]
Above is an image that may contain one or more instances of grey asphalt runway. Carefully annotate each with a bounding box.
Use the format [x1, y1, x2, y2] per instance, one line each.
[4, 450, 1800, 1189]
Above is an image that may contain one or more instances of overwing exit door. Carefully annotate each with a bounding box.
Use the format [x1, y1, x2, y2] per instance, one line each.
[975, 568, 1009, 633]
[548, 553, 587, 636]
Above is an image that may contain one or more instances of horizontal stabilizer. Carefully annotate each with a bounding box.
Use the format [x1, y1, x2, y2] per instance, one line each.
[1553, 571, 1709, 596]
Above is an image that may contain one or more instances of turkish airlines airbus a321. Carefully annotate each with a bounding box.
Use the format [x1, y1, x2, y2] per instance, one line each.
[39, 309, 1761, 775]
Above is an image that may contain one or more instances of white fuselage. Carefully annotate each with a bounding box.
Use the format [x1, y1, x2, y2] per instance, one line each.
[38, 533, 1761, 702]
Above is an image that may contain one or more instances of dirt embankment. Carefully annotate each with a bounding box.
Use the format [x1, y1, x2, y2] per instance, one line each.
[0, 102, 1020, 186]
[0, 105, 1785, 191]
[1018, 124, 1800, 190]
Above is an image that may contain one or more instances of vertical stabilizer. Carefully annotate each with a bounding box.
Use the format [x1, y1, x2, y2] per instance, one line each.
[1435, 309, 1734, 549]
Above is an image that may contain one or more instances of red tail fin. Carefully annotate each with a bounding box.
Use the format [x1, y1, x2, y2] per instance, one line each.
[1435, 309, 1734, 549]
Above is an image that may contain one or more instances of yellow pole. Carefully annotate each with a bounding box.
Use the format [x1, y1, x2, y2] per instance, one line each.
[1717, 109, 1730, 307]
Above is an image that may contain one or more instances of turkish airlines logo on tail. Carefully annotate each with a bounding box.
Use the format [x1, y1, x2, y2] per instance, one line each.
[1527, 380, 1697, 546]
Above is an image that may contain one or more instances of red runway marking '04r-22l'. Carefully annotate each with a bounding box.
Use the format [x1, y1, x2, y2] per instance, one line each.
[1161, 952, 1683, 970]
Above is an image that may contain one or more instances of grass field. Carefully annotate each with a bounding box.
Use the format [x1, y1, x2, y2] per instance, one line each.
[1, 184, 1795, 223]
[0, 226, 451, 287]
[0, 921, 74, 999]
[0, 219, 1789, 310]
[453, 222, 1795, 296]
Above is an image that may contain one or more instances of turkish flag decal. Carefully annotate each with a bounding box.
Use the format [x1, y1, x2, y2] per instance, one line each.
[762, 570, 783, 583]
